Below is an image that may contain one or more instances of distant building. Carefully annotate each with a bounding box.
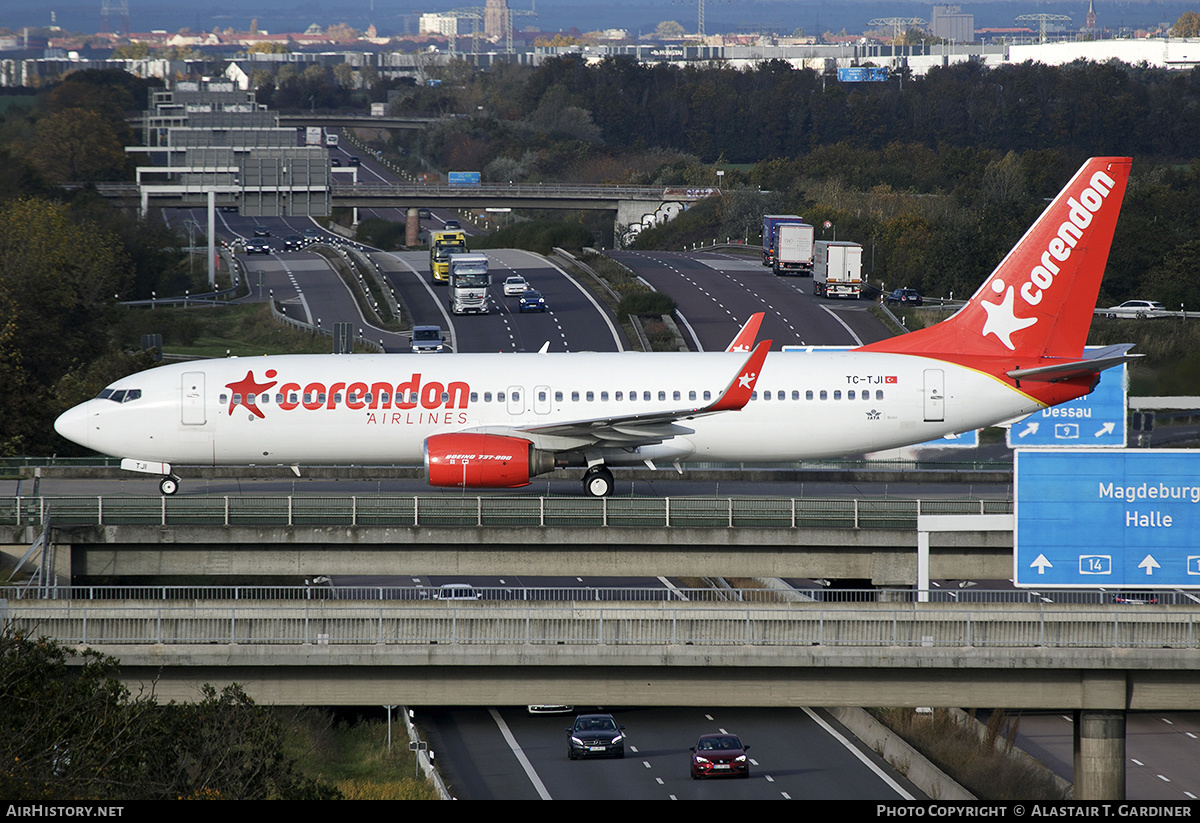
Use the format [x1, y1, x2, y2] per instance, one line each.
[420, 14, 460, 37]
[485, 0, 508, 41]
[931, 4, 975, 43]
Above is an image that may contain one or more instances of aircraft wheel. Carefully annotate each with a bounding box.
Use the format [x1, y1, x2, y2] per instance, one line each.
[159, 476, 179, 496]
[582, 466, 614, 498]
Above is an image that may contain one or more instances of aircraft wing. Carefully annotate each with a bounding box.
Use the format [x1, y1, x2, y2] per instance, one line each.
[467, 340, 771, 448]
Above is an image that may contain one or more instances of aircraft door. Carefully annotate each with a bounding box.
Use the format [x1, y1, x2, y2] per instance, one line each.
[533, 385, 551, 415]
[507, 385, 525, 416]
[923, 369, 945, 422]
[182, 372, 206, 425]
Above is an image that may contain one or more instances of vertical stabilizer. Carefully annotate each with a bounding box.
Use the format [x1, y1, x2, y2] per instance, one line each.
[860, 157, 1131, 365]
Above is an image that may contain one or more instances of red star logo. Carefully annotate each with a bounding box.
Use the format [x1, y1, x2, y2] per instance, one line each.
[225, 369, 278, 419]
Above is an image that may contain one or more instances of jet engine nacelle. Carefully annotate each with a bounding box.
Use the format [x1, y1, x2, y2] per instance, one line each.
[424, 433, 556, 489]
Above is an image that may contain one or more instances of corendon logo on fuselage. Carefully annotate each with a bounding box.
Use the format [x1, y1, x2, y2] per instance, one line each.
[224, 370, 470, 425]
[979, 169, 1117, 351]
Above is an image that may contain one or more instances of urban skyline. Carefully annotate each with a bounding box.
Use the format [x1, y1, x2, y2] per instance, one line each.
[6, 0, 1196, 42]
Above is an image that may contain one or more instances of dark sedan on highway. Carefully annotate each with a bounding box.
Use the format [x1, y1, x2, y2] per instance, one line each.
[690, 733, 750, 779]
[566, 713, 625, 759]
[519, 290, 547, 312]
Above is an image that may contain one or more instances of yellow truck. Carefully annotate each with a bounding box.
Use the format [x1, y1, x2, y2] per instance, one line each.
[429, 229, 467, 283]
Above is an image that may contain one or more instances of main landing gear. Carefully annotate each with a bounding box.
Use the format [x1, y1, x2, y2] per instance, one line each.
[582, 466, 614, 498]
[159, 475, 180, 496]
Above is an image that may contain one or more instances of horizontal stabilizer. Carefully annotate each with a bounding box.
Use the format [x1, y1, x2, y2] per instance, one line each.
[1006, 344, 1141, 382]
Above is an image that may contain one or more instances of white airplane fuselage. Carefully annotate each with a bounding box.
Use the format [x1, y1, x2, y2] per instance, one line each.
[57, 349, 1040, 468]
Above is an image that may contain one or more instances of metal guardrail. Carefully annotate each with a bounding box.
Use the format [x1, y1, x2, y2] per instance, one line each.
[3, 585, 1193, 606]
[7, 602, 1198, 649]
[3, 495, 1012, 529]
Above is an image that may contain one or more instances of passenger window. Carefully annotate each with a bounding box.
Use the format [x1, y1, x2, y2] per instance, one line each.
[233, 394, 242, 405]
[379, 392, 389, 404]
[658, 391, 666, 401]
[806, 390, 814, 400]
[601, 391, 609, 401]
[586, 391, 594, 401]
[616, 391, 623, 401]
[673, 391, 681, 401]
[819, 390, 828, 400]
[318, 393, 327, 404]
[833, 390, 841, 400]
[763, 391, 771, 401]
[484, 392, 492, 402]
[689, 391, 696, 401]
[643, 391, 651, 401]
[511, 391, 519, 402]
[498, 392, 506, 402]
[469, 392, 477, 402]
[703, 391, 711, 401]
[538, 390, 547, 402]
[792, 390, 799, 400]
[876, 390, 884, 400]
[848, 390, 855, 400]
[219, 393, 228, 404]
[751, 391, 757, 400]
[555, 391, 563, 402]
[571, 391, 580, 402]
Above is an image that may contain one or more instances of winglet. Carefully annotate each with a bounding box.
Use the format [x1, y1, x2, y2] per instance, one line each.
[726, 313, 765, 353]
[708, 339, 772, 412]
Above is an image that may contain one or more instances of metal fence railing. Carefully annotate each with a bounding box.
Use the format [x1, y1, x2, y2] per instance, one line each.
[5, 602, 1196, 650]
[3, 585, 1194, 607]
[3, 495, 1013, 530]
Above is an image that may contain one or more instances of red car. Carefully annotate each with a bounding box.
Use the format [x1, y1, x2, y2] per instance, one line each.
[690, 733, 750, 779]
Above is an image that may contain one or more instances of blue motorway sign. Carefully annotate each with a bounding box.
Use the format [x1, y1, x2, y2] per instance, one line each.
[1014, 449, 1200, 587]
[1006, 354, 1127, 448]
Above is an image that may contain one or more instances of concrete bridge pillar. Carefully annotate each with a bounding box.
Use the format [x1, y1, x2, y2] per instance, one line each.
[1073, 710, 1125, 800]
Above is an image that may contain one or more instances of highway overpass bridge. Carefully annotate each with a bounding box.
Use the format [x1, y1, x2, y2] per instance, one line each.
[5, 595, 1195, 799]
[4, 494, 1014, 586]
[94, 181, 712, 231]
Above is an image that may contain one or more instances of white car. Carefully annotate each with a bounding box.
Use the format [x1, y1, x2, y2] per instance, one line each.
[432, 583, 481, 601]
[1099, 300, 1167, 319]
[503, 276, 528, 296]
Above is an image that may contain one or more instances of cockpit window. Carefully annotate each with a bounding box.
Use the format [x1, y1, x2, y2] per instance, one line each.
[97, 388, 141, 403]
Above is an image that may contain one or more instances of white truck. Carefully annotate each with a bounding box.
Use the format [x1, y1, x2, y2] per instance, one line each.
[305, 126, 323, 146]
[448, 252, 490, 315]
[813, 241, 863, 299]
[772, 222, 815, 276]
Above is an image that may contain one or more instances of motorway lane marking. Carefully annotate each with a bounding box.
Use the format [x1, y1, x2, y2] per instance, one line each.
[802, 707, 915, 800]
[488, 707, 553, 800]
[820, 305, 864, 346]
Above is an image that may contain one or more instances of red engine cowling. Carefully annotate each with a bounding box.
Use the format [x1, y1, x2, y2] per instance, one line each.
[424, 433, 555, 488]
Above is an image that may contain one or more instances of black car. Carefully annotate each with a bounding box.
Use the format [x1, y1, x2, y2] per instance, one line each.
[348, 156, 361, 166]
[283, 235, 305, 251]
[567, 714, 625, 759]
[418, 208, 432, 219]
[253, 226, 271, 237]
[886, 288, 923, 306]
[444, 219, 461, 230]
[519, 290, 548, 312]
[245, 239, 271, 255]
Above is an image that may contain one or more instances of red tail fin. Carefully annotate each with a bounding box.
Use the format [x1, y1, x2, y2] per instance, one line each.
[726, 312, 764, 353]
[861, 157, 1131, 363]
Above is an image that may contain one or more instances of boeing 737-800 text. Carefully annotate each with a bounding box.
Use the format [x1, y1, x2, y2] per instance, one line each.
[55, 157, 1136, 497]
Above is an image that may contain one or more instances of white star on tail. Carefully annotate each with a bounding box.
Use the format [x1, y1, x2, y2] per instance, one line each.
[980, 283, 1037, 350]
[738, 371, 756, 389]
